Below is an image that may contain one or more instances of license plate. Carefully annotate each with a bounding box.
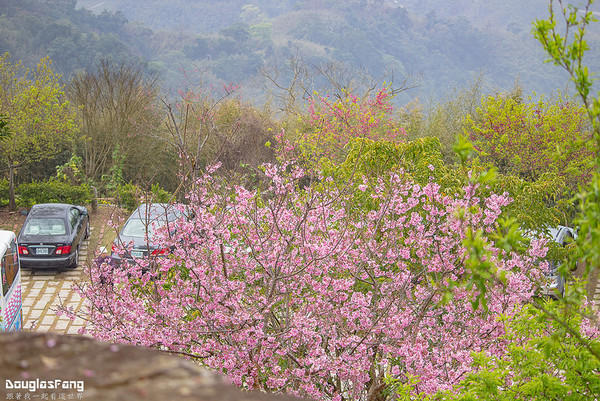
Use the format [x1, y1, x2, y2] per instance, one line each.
[131, 250, 144, 258]
[36, 248, 49, 255]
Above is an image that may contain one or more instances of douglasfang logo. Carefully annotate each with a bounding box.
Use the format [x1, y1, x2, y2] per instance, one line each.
[5, 379, 85, 393]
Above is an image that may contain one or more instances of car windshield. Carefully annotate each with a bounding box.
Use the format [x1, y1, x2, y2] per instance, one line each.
[22, 218, 67, 236]
[121, 208, 181, 238]
[121, 218, 162, 237]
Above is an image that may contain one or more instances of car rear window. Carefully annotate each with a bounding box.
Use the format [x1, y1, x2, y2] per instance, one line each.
[121, 207, 182, 238]
[23, 218, 67, 236]
[122, 218, 155, 237]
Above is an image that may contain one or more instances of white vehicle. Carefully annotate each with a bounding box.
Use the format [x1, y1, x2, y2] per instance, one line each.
[541, 225, 576, 298]
[0, 230, 22, 331]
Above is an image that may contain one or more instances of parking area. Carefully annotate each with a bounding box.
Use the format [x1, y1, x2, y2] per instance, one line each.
[20, 233, 91, 334]
[3, 205, 600, 337]
[5, 205, 117, 336]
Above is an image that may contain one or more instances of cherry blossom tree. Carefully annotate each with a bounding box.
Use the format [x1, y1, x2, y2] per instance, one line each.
[297, 87, 406, 164]
[64, 142, 551, 400]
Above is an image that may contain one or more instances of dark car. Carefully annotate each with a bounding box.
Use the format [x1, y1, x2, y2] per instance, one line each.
[17, 203, 90, 270]
[110, 203, 182, 267]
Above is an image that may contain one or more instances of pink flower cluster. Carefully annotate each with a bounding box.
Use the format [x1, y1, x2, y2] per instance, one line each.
[304, 88, 406, 160]
[72, 164, 551, 400]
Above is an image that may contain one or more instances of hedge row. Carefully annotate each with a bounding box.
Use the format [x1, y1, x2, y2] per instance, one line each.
[0, 179, 92, 208]
[0, 179, 174, 210]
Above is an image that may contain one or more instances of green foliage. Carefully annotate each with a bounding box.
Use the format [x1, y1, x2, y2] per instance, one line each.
[115, 183, 174, 212]
[385, 374, 429, 401]
[0, 53, 79, 210]
[55, 154, 86, 185]
[116, 183, 140, 213]
[0, 113, 10, 141]
[491, 173, 571, 230]
[432, 303, 600, 400]
[0, 55, 78, 153]
[17, 180, 92, 208]
[466, 92, 596, 194]
[571, 172, 600, 283]
[534, 1, 600, 142]
[316, 138, 443, 214]
[318, 136, 569, 233]
[150, 183, 173, 203]
[322, 136, 455, 190]
[0, 179, 9, 207]
[101, 144, 125, 194]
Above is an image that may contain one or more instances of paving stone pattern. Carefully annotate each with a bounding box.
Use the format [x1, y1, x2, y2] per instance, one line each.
[21, 229, 92, 336]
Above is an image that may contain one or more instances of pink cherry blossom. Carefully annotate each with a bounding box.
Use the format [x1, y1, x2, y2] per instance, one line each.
[60, 154, 600, 401]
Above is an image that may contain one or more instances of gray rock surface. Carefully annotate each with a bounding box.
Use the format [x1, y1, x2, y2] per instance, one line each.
[0, 332, 306, 401]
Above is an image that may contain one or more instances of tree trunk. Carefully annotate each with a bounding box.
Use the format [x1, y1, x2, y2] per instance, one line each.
[91, 185, 98, 214]
[8, 161, 16, 211]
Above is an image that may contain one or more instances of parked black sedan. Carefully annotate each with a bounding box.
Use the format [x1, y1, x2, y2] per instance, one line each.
[17, 203, 90, 269]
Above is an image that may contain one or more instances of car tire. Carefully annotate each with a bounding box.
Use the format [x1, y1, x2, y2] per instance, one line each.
[555, 275, 565, 299]
[69, 247, 79, 269]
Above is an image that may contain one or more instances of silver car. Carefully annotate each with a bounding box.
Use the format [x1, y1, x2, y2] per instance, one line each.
[540, 225, 576, 298]
[110, 203, 182, 268]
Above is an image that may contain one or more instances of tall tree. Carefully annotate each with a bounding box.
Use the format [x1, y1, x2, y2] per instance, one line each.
[0, 53, 78, 210]
[466, 92, 595, 195]
[67, 59, 162, 184]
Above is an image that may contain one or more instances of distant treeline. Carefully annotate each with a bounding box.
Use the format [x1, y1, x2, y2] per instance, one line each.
[0, 0, 597, 102]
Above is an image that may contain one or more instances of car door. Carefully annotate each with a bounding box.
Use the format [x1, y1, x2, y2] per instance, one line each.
[69, 207, 83, 249]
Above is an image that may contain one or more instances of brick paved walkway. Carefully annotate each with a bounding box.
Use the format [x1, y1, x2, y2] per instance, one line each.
[21, 230, 92, 335]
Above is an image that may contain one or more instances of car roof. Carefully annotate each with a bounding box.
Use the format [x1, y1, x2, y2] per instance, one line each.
[128, 203, 181, 219]
[523, 225, 576, 245]
[0, 230, 16, 255]
[27, 203, 75, 218]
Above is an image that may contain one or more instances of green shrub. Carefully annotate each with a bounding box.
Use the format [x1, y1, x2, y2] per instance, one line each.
[17, 180, 92, 208]
[116, 183, 140, 213]
[151, 183, 173, 203]
[0, 179, 8, 207]
[115, 183, 174, 213]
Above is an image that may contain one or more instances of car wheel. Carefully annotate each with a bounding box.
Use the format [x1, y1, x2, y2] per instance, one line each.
[69, 247, 79, 269]
[556, 275, 565, 299]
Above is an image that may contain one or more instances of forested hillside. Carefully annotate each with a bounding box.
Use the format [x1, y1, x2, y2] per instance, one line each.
[0, 0, 151, 76]
[1, 0, 599, 101]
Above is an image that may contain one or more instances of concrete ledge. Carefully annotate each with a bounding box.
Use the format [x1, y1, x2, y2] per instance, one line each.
[0, 332, 306, 401]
